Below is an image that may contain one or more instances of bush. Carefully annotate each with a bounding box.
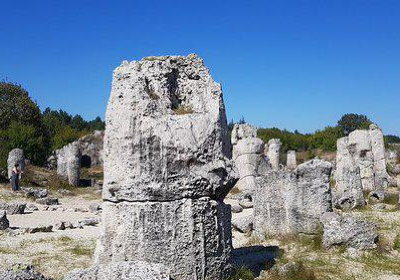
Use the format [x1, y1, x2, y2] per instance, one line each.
[228, 267, 254, 280]
[337, 113, 371, 135]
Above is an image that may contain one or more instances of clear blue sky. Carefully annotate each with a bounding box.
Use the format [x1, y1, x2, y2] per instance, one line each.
[1, 0, 399, 135]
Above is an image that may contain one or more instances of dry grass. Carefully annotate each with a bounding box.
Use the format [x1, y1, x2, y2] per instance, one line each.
[174, 105, 194, 115]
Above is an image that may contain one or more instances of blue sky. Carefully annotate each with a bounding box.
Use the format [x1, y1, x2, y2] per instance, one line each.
[1, 0, 399, 135]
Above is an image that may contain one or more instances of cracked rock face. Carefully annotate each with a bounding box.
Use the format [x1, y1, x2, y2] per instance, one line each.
[7, 148, 25, 179]
[335, 124, 390, 204]
[254, 159, 333, 236]
[57, 142, 81, 186]
[231, 124, 270, 196]
[83, 55, 237, 280]
[103, 54, 236, 202]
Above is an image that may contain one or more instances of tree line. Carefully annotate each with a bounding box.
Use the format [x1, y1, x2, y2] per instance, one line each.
[0, 81, 104, 170]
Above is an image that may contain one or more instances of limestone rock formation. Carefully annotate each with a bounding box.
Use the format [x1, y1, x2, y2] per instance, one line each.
[64, 261, 171, 280]
[231, 124, 270, 196]
[335, 124, 391, 204]
[286, 150, 297, 169]
[335, 137, 365, 209]
[7, 148, 25, 179]
[254, 159, 332, 236]
[74, 54, 237, 280]
[321, 212, 378, 250]
[77, 130, 104, 167]
[0, 210, 9, 230]
[231, 123, 257, 145]
[57, 142, 81, 186]
[267, 139, 281, 171]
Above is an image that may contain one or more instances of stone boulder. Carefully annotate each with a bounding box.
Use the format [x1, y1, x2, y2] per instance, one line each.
[36, 197, 59, 205]
[0, 202, 26, 214]
[232, 212, 253, 233]
[0, 210, 9, 230]
[254, 159, 333, 236]
[64, 261, 171, 280]
[267, 139, 281, 171]
[87, 54, 237, 280]
[7, 148, 25, 179]
[231, 123, 257, 145]
[321, 212, 378, 250]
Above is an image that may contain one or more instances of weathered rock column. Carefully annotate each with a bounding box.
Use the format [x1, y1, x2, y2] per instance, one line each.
[267, 139, 281, 171]
[92, 55, 237, 280]
[335, 137, 365, 210]
[231, 124, 270, 196]
[7, 148, 25, 179]
[56, 142, 81, 186]
[369, 124, 390, 190]
[286, 150, 297, 169]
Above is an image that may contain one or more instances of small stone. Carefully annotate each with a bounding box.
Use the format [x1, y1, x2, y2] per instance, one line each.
[54, 222, 66, 230]
[26, 204, 39, 212]
[36, 197, 59, 205]
[89, 203, 101, 213]
[24, 225, 53, 234]
[232, 213, 253, 233]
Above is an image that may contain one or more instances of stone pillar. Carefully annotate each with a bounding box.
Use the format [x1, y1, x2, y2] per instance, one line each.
[89, 55, 237, 280]
[7, 148, 25, 179]
[267, 139, 281, 171]
[335, 137, 365, 209]
[56, 142, 81, 186]
[231, 124, 270, 196]
[369, 124, 390, 190]
[254, 159, 332, 236]
[286, 150, 297, 169]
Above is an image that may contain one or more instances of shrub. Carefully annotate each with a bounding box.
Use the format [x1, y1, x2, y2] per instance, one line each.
[228, 267, 254, 280]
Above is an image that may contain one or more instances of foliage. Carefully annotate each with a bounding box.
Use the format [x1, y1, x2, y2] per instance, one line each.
[0, 122, 47, 166]
[337, 113, 372, 135]
[228, 267, 254, 280]
[0, 82, 105, 172]
[385, 135, 400, 144]
[0, 81, 43, 131]
[258, 127, 311, 152]
[309, 126, 345, 151]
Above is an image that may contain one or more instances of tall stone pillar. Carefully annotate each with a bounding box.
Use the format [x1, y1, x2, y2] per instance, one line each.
[7, 149, 25, 179]
[286, 150, 297, 169]
[68, 55, 238, 280]
[267, 139, 281, 171]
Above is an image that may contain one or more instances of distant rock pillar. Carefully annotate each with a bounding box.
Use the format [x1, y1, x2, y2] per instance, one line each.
[267, 139, 281, 171]
[286, 150, 297, 169]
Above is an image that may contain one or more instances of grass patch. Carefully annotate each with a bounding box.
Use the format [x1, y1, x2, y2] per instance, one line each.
[383, 192, 399, 206]
[174, 105, 193, 115]
[268, 261, 317, 280]
[67, 243, 95, 257]
[228, 267, 254, 280]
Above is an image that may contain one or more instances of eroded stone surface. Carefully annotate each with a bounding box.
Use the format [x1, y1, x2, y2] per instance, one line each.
[95, 199, 232, 280]
[64, 261, 171, 280]
[286, 150, 297, 169]
[335, 124, 391, 205]
[57, 142, 81, 186]
[321, 212, 378, 250]
[254, 159, 332, 236]
[267, 139, 281, 171]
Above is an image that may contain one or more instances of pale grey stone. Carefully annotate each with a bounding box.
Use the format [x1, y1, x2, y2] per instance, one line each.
[231, 204, 243, 213]
[232, 212, 253, 233]
[254, 159, 332, 236]
[86, 55, 237, 280]
[231, 124, 257, 145]
[64, 261, 170, 280]
[7, 148, 25, 179]
[321, 212, 378, 250]
[36, 197, 59, 205]
[267, 139, 281, 171]
[95, 199, 232, 280]
[26, 204, 39, 212]
[286, 150, 297, 169]
[56, 142, 81, 186]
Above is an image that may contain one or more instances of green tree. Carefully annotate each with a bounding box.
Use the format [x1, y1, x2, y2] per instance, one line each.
[0, 122, 47, 167]
[0, 82, 43, 131]
[310, 126, 344, 151]
[337, 113, 372, 135]
[51, 126, 82, 150]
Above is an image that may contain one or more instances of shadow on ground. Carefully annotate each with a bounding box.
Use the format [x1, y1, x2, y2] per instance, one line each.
[232, 245, 283, 276]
